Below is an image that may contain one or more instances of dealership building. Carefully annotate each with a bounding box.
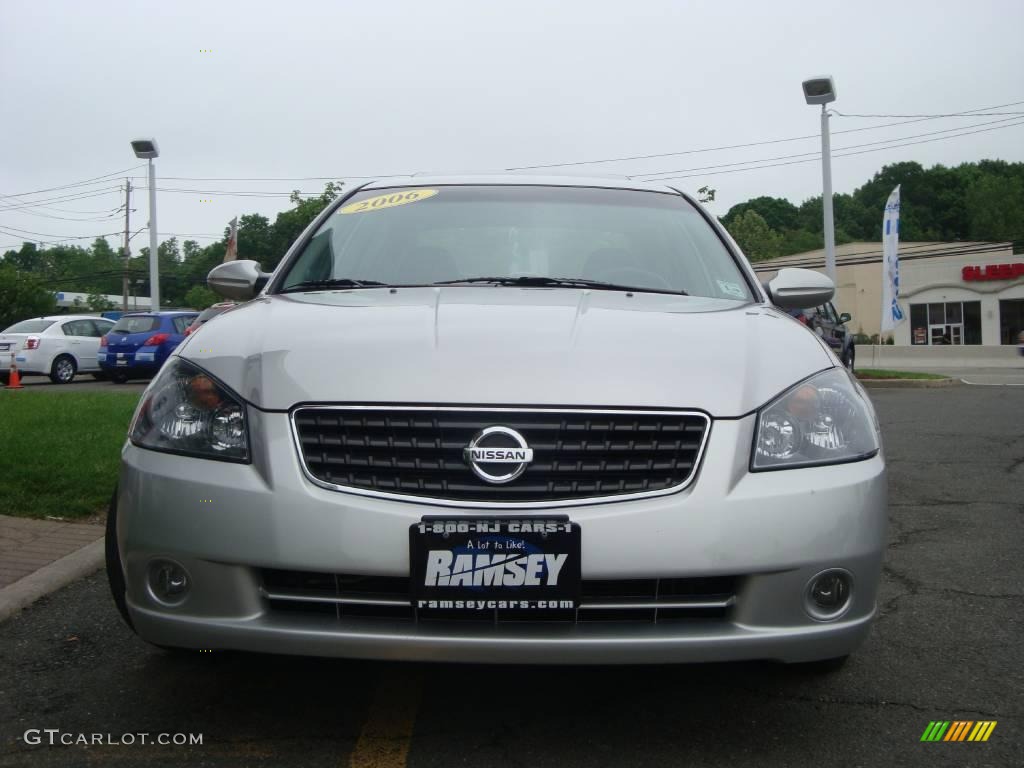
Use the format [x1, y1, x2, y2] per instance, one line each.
[752, 241, 1024, 346]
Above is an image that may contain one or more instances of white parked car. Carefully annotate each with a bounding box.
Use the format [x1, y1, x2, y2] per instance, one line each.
[0, 314, 116, 384]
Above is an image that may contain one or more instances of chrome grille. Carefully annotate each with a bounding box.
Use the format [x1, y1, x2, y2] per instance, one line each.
[290, 406, 710, 505]
[261, 569, 737, 624]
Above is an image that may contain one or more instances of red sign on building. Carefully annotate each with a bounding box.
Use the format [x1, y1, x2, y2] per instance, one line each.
[962, 263, 1024, 281]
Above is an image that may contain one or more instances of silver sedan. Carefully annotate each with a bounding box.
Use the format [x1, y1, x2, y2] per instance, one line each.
[107, 176, 886, 668]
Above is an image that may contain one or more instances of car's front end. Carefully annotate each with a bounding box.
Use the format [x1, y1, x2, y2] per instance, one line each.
[110, 178, 886, 666]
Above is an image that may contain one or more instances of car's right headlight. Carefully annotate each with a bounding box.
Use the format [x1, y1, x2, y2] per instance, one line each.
[130, 358, 249, 462]
[752, 367, 880, 471]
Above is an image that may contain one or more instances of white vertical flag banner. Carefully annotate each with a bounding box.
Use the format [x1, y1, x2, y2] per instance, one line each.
[880, 185, 904, 333]
[224, 217, 239, 262]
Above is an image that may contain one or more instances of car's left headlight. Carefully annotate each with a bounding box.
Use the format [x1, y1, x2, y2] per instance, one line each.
[752, 367, 880, 471]
[130, 358, 249, 462]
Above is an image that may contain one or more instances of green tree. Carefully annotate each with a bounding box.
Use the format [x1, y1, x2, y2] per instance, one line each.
[2, 242, 43, 272]
[725, 210, 783, 261]
[266, 183, 344, 270]
[0, 264, 55, 329]
[86, 293, 116, 311]
[965, 174, 1024, 241]
[184, 285, 219, 310]
[723, 196, 800, 232]
[237, 214, 276, 265]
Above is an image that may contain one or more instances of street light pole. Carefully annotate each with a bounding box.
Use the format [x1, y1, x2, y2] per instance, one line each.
[122, 179, 131, 312]
[820, 105, 837, 284]
[147, 158, 160, 311]
[802, 76, 838, 285]
[130, 138, 161, 312]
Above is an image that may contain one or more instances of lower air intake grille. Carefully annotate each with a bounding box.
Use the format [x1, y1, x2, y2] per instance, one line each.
[261, 569, 738, 624]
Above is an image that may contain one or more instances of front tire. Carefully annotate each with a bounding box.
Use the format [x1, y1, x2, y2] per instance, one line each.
[49, 354, 77, 384]
[105, 488, 134, 631]
[843, 345, 856, 371]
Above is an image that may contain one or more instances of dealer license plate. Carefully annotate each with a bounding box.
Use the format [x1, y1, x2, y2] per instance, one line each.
[410, 518, 581, 612]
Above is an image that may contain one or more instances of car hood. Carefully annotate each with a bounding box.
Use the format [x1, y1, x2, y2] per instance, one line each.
[178, 288, 835, 417]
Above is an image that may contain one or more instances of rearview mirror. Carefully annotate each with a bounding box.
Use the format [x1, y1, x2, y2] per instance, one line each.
[839, 312, 852, 324]
[207, 260, 271, 301]
[766, 268, 835, 309]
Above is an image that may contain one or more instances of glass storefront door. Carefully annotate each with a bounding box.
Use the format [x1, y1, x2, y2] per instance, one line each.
[911, 301, 981, 345]
[1000, 299, 1024, 345]
[929, 324, 963, 345]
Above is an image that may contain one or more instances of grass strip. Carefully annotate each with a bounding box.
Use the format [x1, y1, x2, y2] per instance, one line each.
[0, 391, 139, 519]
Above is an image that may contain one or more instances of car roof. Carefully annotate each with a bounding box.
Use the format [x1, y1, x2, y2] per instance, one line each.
[121, 311, 198, 317]
[32, 315, 107, 322]
[359, 173, 686, 196]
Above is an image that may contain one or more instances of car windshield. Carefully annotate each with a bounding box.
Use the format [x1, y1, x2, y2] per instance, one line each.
[276, 185, 753, 301]
[195, 305, 229, 323]
[2, 319, 56, 334]
[111, 316, 160, 334]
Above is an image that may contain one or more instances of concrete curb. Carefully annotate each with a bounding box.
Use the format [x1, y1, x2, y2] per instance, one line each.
[0, 538, 104, 623]
[858, 377, 959, 389]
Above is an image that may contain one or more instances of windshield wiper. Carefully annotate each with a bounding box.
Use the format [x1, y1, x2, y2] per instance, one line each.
[429, 275, 688, 295]
[280, 278, 389, 293]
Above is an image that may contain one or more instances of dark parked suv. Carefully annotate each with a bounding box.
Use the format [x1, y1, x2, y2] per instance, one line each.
[790, 302, 855, 369]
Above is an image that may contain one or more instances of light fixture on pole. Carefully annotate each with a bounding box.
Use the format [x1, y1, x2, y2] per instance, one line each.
[130, 138, 161, 312]
[802, 76, 838, 285]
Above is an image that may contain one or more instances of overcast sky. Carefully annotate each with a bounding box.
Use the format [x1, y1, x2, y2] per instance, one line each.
[3, 0, 1023, 254]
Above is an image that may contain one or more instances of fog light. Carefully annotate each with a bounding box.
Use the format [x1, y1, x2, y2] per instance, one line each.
[804, 569, 852, 620]
[148, 559, 191, 604]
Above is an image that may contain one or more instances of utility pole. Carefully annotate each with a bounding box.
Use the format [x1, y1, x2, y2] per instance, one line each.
[122, 179, 132, 312]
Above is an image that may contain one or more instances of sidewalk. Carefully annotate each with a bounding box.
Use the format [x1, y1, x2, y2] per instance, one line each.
[0, 515, 104, 621]
[860, 365, 1024, 386]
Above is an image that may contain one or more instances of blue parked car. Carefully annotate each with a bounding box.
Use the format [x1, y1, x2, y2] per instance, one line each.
[98, 311, 198, 383]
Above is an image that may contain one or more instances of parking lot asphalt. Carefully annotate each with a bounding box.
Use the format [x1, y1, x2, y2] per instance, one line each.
[1, 386, 1021, 767]
[5, 375, 148, 394]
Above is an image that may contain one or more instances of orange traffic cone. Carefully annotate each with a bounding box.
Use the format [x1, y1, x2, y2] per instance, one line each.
[5, 360, 24, 389]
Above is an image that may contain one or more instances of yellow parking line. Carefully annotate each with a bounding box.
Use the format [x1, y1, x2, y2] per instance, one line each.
[349, 668, 423, 768]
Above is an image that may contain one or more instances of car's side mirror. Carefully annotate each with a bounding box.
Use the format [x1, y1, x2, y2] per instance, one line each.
[207, 260, 271, 301]
[766, 268, 835, 309]
[838, 312, 852, 323]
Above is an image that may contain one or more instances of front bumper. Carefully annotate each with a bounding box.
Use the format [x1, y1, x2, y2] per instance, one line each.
[117, 409, 887, 664]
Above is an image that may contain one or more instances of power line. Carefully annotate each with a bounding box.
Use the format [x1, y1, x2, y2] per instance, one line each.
[834, 109, 1024, 119]
[0, 187, 124, 212]
[504, 98, 1024, 171]
[637, 115, 1024, 180]
[644, 119, 1024, 182]
[0, 165, 145, 199]
[145, 175, 371, 182]
[123, 184, 325, 198]
[4, 206, 125, 223]
[0, 228, 121, 246]
[0, 223, 119, 239]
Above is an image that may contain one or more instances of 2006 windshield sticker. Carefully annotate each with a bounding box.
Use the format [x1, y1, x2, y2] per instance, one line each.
[338, 189, 438, 215]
